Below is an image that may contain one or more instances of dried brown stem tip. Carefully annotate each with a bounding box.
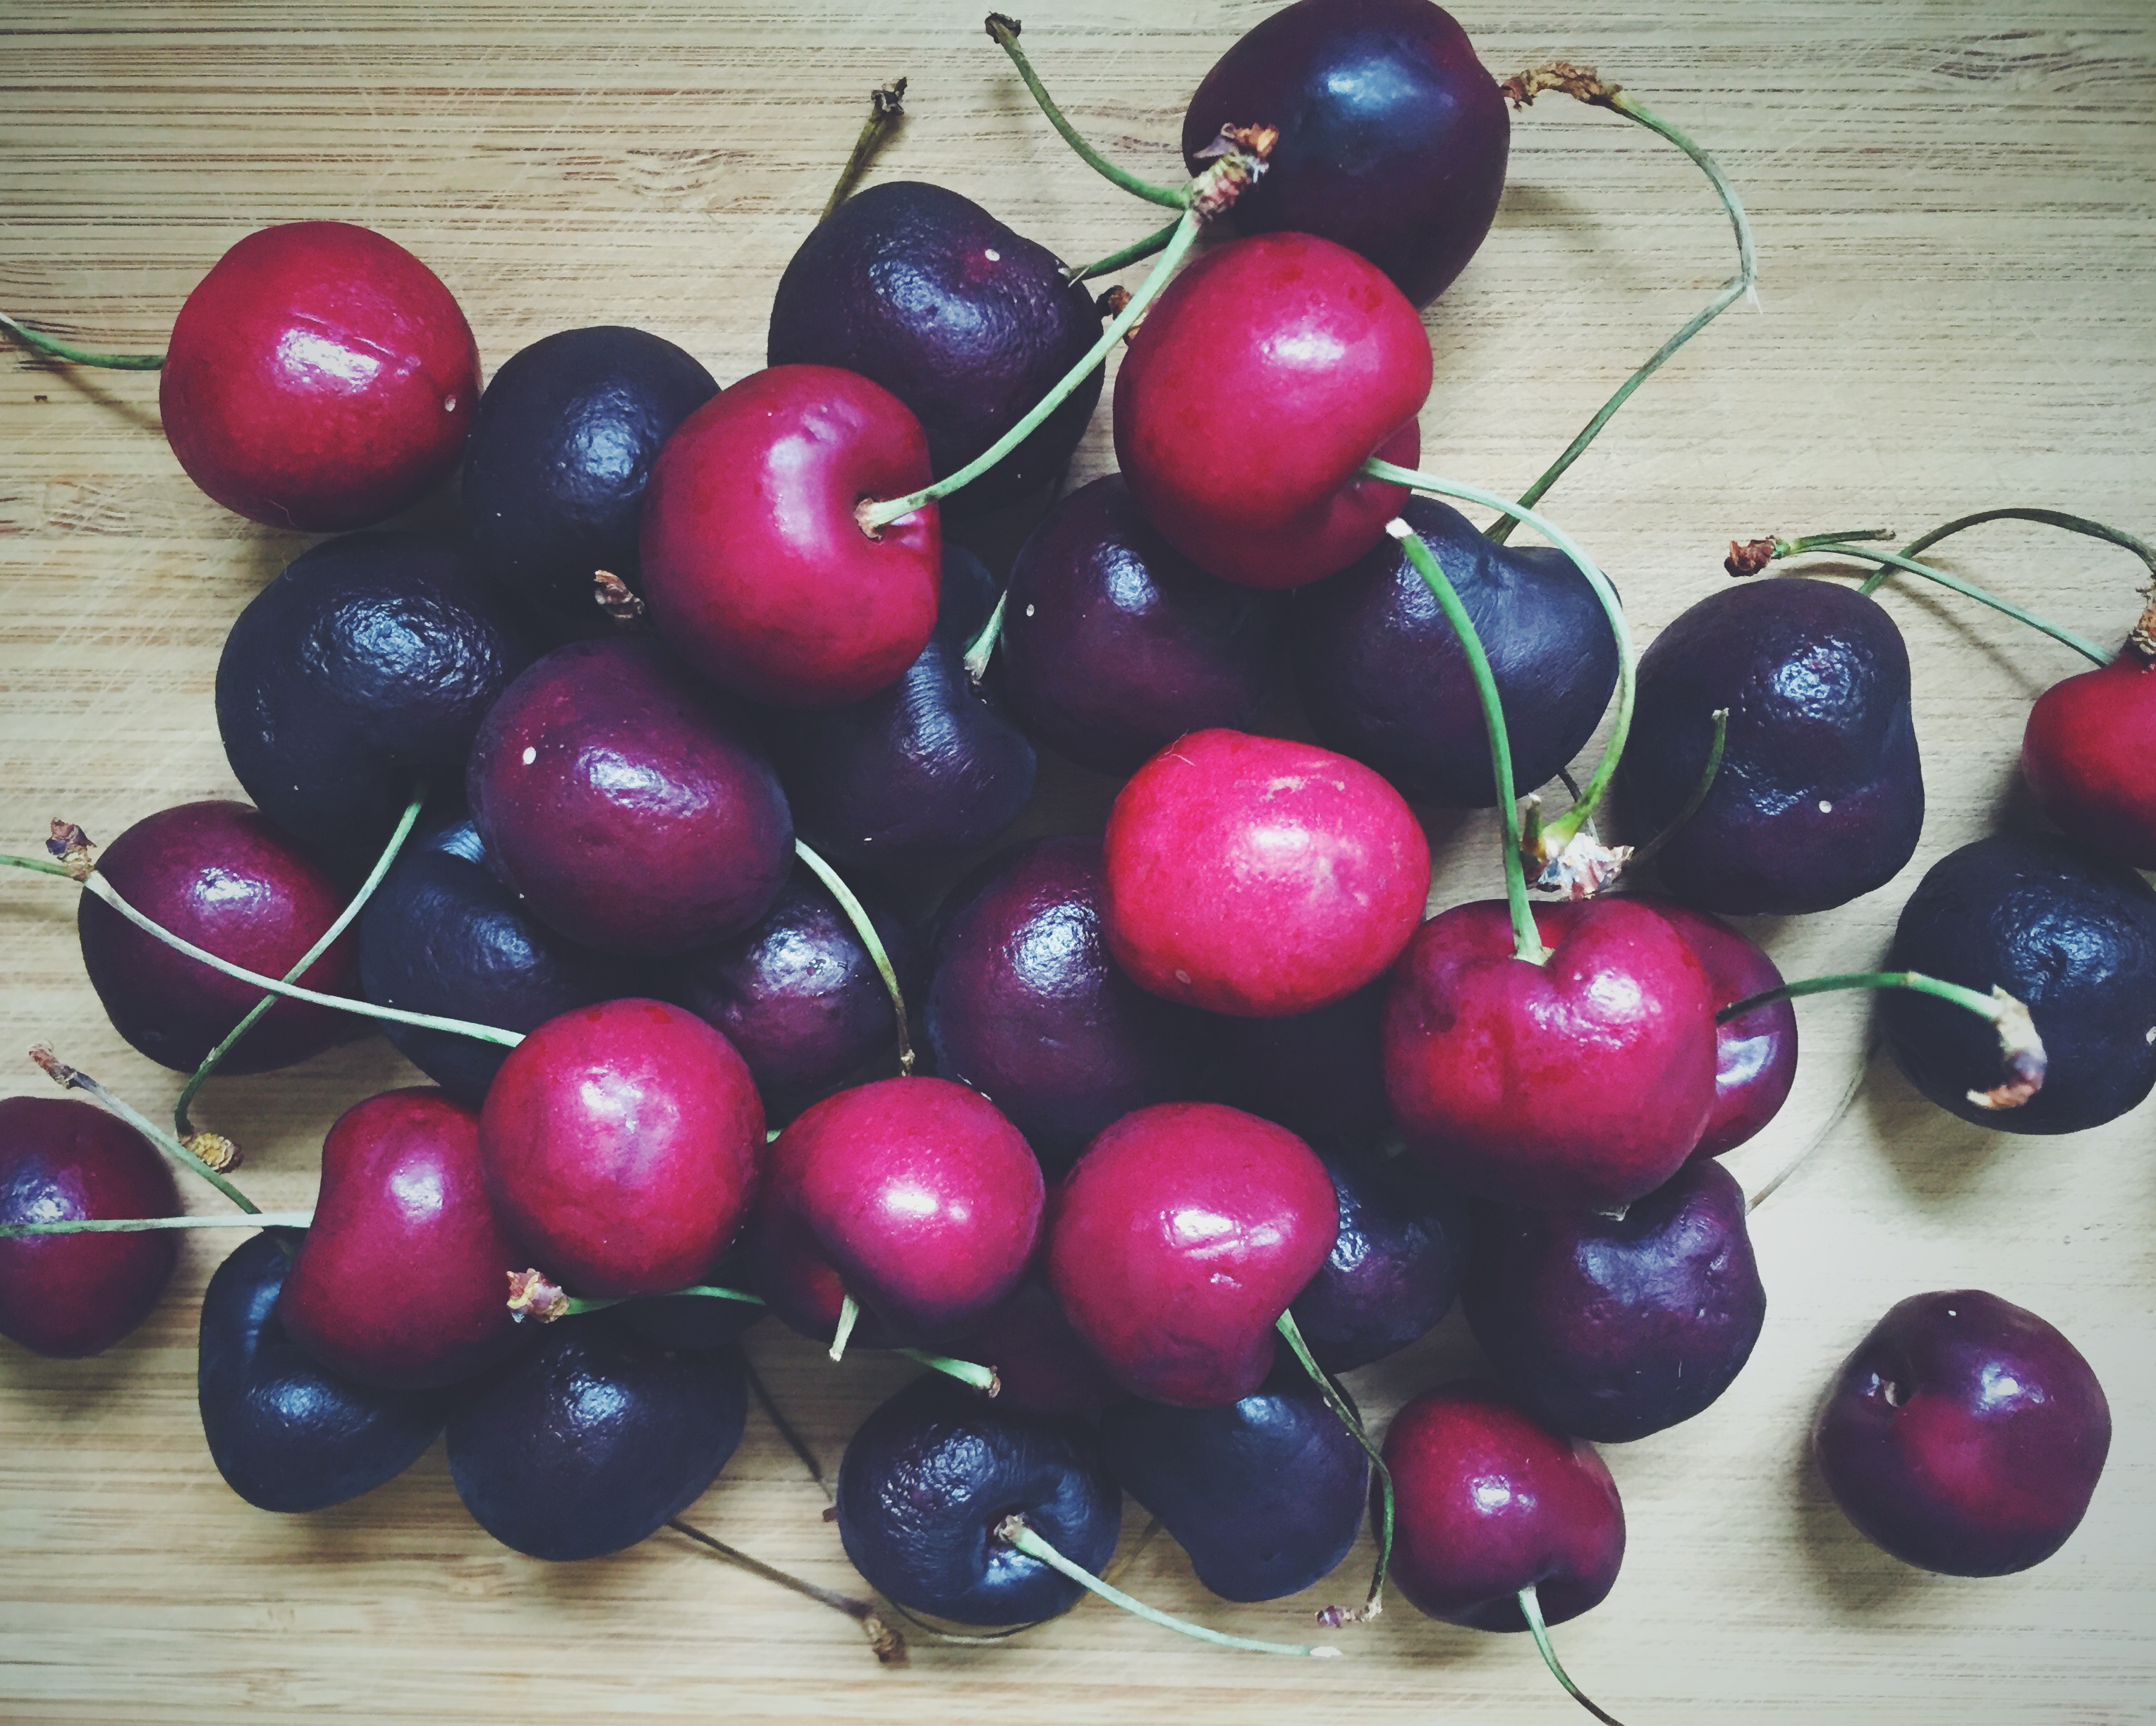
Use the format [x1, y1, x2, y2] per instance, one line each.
[870, 78, 908, 120]
[506, 1267, 571, 1322]
[1188, 124, 1277, 222]
[1093, 284, 1132, 319]
[1725, 537, 1778, 577]
[2128, 589, 2156, 664]
[1968, 989, 2048, 1111]
[985, 13, 1019, 43]
[592, 568, 647, 624]
[45, 820, 97, 880]
[1499, 61, 1619, 109]
[28, 1043, 82, 1089]
[1533, 830, 1634, 900]
[180, 1131, 243, 1174]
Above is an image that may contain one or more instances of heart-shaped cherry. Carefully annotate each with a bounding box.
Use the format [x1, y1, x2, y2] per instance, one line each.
[478, 999, 765, 1299]
[1289, 1143, 1473, 1373]
[1047, 1102, 1336, 1407]
[1643, 898, 1797, 1158]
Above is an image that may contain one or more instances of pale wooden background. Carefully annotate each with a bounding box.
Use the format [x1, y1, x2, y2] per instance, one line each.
[1, 1, 2152, 1720]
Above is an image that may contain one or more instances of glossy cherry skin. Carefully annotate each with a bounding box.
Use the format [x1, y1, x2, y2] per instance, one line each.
[1295, 496, 1619, 805]
[446, 1314, 748, 1561]
[639, 364, 942, 706]
[0, 1096, 178, 1358]
[465, 638, 793, 956]
[771, 544, 1035, 876]
[1183, 0, 1509, 308]
[1645, 898, 1798, 1158]
[1047, 1102, 1338, 1407]
[922, 836, 1206, 1175]
[2023, 647, 2156, 867]
[1113, 233, 1428, 590]
[1384, 898, 1718, 1209]
[1815, 1290, 2110, 1577]
[1385, 1379, 1626, 1632]
[216, 533, 536, 864]
[1102, 728, 1431, 1018]
[1618, 578, 1923, 915]
[755, 1077, 1042, 1346]
[280, 1089, 523, 1390]
[461, 324, 719, 625]
[767, 180, 1103, 517]
[1210, 979, 1391, 1145]
[197, 1232, 446, 1514]
[836, 1373, 1121, 1626]
[1101, 1347, 1368, 1602]
[478, 1000, 765, 1299]
[78, 800, 359, 1075]
[1463, 1157, 1766, 1443]
[1290, 1144, 1473, 1373]
[947, 1273, 1124, 1420]
[160, 221, 478, 531]
[998, 475, 1290, 773]
[1881, 831, 2156, 1135]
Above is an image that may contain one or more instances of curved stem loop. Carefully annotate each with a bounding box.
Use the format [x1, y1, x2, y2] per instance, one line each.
[0, 311, 164, 370]
[985, 16, 1188, 209]
[1518, 1584, 1628, 1726]
[1274, 1307, 1394, 1622]
[794, 838, 913, 1074]
[1623, 707, 1726, 871]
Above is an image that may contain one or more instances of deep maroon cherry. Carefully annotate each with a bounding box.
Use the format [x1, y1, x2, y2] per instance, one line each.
[1384, 1379, 1625, 1632]
[78, 800, 360, 1075]
[1183, 0, 1510, 308]
[998, 475, 1289, 774]
[478, 999, 765, 1299]
[279, 1089, 523, 1390]
[767, 180, 1103, 517]
[1815, 1290, 2110, 1577]
[215, 532, 536, 864]
[465, 638, 793, 955]
[1463, 1157, 1766, 1442]
[1290, 1144, 1473, 1373]
[1210, 979, 1391, 1146]
[0, 1096, 178, 1359]
[1645, 898, 1798, 1158]
[947, 1272, 1123, 1420]
[921, 836, 1205, 1174]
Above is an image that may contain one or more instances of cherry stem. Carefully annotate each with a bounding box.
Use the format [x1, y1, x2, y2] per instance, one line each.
[1890, 507, 2156, 589]
[1744, 1039, 1875, 1216]
[793, 838, 913, 1075]
[1389, 522, 1547, 965]
[1517, 1583, 1628, 1726]
[744, 1353, 832, 1495]
[1721, 970, 2046, 1111]
[820, 78, 908, 221]
[26, 1045, 262, 1213]
[1365, 460, 1634, 864]
[995, 1516, 1340, 1657]
[1274, 1307, 1394, 1622]
[897, 1349, 999, 1395]
[828, 1292, 862, 1361]
[1071, 216, 1179, 282]
[173, 783, 426, 1144]
[1622, 706, 1727, 870]
[666, 1517, 907, 1663]
[0, 310, 164, 371]
[0, 1210, 312, 1238]
[561, 1284, 765, 1318]
[961, 590, 1009, 686]
[1489, 72, 1755, 545]
[984, 16, 1188, 210]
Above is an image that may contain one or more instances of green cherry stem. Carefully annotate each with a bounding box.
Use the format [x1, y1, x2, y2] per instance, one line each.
[1070, 216, 1181, 282]
[1489, 67, 1755, 545]
[1888, 507, 2156, 589]
[997, 1516, 1341, 1657]
[665, 1517, 907, 1663]
[0, 310, 164, 370]
[0, 1211, 312, 1238]
[828, 1293, 862, 1361]
[1365, 460, 1634, 868]
[1720, 970, 2046, 1111]
[1390, 522, 1546, 965]
[28, 1046, 262, 1214]
[984, 15, 1189, 209]
[825, 1292, 999, 1392]
[556, 1285, 766, 1319]
[821, 78, 908, 220]
[794, 838, 913, 1074]
[1518, 1584, 1628, 1726]
[1274, 1306, 1394, 1622]
[1622, 707, 1727, 871]
[961, 590, 1009, 686]
[174, 783, 427, 1144]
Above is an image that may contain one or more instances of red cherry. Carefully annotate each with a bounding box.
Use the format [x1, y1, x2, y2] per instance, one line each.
[1101, 728, 1430, 1017]
[478, 1000, 765, 1299]
[2021, 654, 2156, 870]
[0, 1096, 178, 1359]
[280, 1088, 523, 1389]
[1383, 898, 1717, 1208]
[1384, 1378, 1626, 1632]
[1643, 898, 1798, 1159]
[1046, 1101, 1336, 1407]
[160, 222, 478, 531]
[639, 364, 942, 706]
[755, 1077, 1042, 1345]
[1112, 232, 1429, 589]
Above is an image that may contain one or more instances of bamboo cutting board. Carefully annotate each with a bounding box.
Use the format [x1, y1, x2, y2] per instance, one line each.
[1, 2, 2152, 1720]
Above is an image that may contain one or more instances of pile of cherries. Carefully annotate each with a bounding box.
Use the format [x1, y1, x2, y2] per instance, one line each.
[4, 0, 2150, 1710]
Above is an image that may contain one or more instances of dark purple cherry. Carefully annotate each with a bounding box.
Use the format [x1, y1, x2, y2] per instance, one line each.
[947, 1272, 1123, 1420]
[921, 836, 1205, 1173]
[767, 180, 1102, 515]
[1099, 1348, 1368, 1603]
[772, 545, 1035, 877]
[1182, 0, 1510, 307]
[1616, 578, 1923, 915]
[998, 475, 1289, 773]
[1815, 1290, 2110, 1577]
[1290, 1144, 1473, 1373]
[1294, 496, 1618, 806]
[461, 325, 719, 626]
[1211, 978, 1391, 1145]
[215, 533, 537, 867]
[1463, 1158, 1766, 1443]
[836, 1373, 1121, 1625]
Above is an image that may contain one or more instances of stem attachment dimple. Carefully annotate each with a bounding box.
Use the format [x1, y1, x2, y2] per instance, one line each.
[1274, 1306, 1393, 1623]
[793, 838, 913, 1075]
[821, 78, 908, 221]
[984, 16, 1189, 209]
[1518, 1584, 1629, 1726]
[0, 311, 165, 371]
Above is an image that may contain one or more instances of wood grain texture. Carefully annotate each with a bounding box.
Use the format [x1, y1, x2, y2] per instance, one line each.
[1, 1, 2152, 1719]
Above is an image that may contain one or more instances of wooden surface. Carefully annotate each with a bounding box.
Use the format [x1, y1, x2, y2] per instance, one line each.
[3, 1, 2153, 1719]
